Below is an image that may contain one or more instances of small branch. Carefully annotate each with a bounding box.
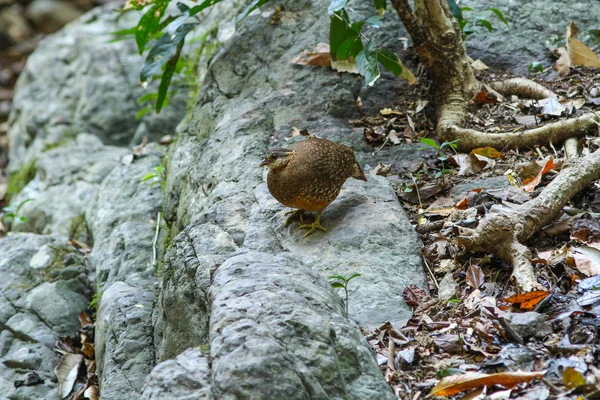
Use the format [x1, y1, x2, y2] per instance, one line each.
[390, 0, 425, 46]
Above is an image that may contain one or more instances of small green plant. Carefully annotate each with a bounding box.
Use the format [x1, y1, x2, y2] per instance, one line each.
[1, 198, 34, 224]
[140, 165, 166, 188]
[329, 273, 361, 317]
[447, 0, 508, 39]
[419, 137, 459, 178]
[89, 291, 103, 318]
[528, 62, 544, 74]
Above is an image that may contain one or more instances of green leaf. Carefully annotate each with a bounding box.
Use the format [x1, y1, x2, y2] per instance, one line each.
[365, 15, 382, 28]
[356, 41, 380, 86]
[446, 0, 462, 20]
[136, 107, 153, 119]
[346, 273, 362, 281]
[140, 22, 198, 83]
[237, 0, 271, 23]
[189, 0, 223, 16]
[135, 1, 169, 54]
[330, 282, 346, 289]
[330, 9, 358, 60]
[489, 8, 508, 26]
[141, 173, 158, 181]
[336, 36, 362, 59]
[328, 0, 348, 15]
[476, 17, 493, 32]
[329, 275, 346, 281]
[528, 62, 544, 74]
[351, 21, 365, 32]
[156, 40, 183, 113]
[374, 0, 386, 17]
[460, 6, 473, 11]
[419, 137, 440, 150]
[376, 48, 402, 76]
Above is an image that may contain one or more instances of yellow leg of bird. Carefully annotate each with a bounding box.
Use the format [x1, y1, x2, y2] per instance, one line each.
[299, 211, 327, 238]
[284, 209, 305, 226]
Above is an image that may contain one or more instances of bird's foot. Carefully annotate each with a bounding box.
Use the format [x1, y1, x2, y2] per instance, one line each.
[284, 209, 305, 226]
[299, 212, 327, 238]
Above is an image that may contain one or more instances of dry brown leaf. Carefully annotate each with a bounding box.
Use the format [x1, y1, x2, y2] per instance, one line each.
[521, 158, 555, 193]
[431, 371, 545, 397]
[501, 291, 550, 311]
[471, 147, 504, 159]
[83, 385, 99, 400]
[54, 353, 83, 398]
[78, 312, 93, 328]
[563, 366, 586, 390]
[380, 108, 403, 116]
[466, 264, 485, 289]
[573, 243, 600, 276]
[553, 47, 571, 76]
[567, 22, 600, 68]
[290, 42, 332, 67]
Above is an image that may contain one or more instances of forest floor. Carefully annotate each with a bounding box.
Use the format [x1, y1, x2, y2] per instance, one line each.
[358, 66, 600, 399]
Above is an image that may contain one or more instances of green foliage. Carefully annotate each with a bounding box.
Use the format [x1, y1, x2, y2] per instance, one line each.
[141, 165, 166, 189]
[1, 198, 33, 224]
[89, 290, 103, 318]
[447, 0, 508, 39]
[329, 273, 361, 317]
[528, 62, 544, 74]
[419, 138, 458, 178]
[6, 158, 37, 200]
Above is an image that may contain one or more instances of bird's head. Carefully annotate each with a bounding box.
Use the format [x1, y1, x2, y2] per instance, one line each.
[259, 148, 295, 171]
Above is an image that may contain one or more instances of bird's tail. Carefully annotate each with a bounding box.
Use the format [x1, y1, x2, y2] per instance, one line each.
[352, 162, 368, 182]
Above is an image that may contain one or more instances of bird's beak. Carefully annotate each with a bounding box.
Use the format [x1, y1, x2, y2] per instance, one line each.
[258, 159, 269, 167]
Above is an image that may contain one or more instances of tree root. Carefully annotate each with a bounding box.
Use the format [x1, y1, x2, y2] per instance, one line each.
[439, 109, 600, 151]
[457, 150, 600, 291]
[489, 78, 556, 100]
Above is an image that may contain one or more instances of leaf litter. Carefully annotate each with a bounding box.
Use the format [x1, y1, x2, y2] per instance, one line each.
[356, 41, 600, 400]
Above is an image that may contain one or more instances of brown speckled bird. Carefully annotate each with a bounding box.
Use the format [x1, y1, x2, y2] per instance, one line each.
[259, 137, 367, 237]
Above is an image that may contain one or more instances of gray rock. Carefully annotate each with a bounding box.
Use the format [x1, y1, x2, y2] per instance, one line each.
[0, 234, 91, 399]
[26, 0, 84, 33]
[7, 4, 186, 174]
[503, 311, 553, 340]
[86, 145, 165, 288]
[10, 134, 127, 239]
[465, 0, 600, 75]
[141, 348, 213, 400]
[95, 282, 156, 400]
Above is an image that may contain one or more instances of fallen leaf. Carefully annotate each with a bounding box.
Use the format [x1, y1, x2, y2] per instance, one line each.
[54, 353, 83, 398]
[470, 91, 498, 105]
[521, 159, 555, 193]
[471, 147, 504, 159]
[563, 367, 586, 390]
[466, 264, 485, 289]
[553, 47, 571, 76]
[290, 42, 332, 67]
[513, 115, 538, 126]
[380, 108, 403, 116]
[84, 385, 99, 400]
[403, 285, 429, 307]
[567, 23, 600, 68]
[471, 59, 488, 71]
[541, 97, 565, 117]
[431, 371, 545, 397]
[501, 291, 550, 311]
[573, 243, 600, 276]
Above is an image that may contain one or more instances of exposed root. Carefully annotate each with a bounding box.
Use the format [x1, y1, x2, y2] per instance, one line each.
[489, 78, 556, 100]
[564, 137, 579, 158]
[439, 110, 600, 151]
[458, 150, 600, 291]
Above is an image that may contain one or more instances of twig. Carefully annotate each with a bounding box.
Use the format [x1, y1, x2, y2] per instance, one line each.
[387, 335, 396, 372]
[152, 211, 161, 267]
[422, 255, 439, 290]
